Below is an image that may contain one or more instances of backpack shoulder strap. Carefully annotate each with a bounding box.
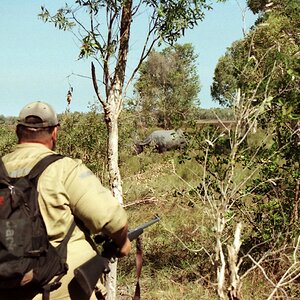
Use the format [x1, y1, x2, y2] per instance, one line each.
[0, 157, 10, 181]
[28, 154, 64, 181]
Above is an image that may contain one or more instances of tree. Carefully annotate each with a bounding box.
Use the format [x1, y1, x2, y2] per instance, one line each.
[134, 43, 200, 128]
[247, 0, 269, 14]
[210, 40, 246, 107]
[211, 0, 300, 145]
[207, 2, 300, 296]
[39, 1, 225, 298]
[211, 0, 300, 109]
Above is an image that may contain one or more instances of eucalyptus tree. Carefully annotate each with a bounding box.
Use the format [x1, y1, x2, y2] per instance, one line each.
[211, 0, 300, 127]
[39, 0, 225, 298]
[134, 43, 200, 128]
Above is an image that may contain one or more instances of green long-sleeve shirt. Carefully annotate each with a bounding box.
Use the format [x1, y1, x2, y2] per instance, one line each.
[2, 143, 127, 299]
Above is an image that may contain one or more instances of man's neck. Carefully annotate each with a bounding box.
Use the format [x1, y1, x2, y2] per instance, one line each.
[19, 140, 53, 150]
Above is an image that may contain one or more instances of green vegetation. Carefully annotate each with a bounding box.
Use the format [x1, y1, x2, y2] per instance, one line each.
[1, 102, 300, 299]
[0, 125, 16, 157]
[212, 0, 300, 111]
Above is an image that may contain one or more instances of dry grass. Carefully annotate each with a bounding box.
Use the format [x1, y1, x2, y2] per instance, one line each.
[117, 151, 221, 300]
[117, 148, 300, 300]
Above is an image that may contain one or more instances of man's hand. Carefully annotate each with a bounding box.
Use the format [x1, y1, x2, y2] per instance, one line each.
[117, 237, 131, 257]
[109, 224, 131, 257]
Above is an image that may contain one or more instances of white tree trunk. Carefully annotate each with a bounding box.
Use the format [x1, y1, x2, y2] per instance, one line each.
[216, 214, 226, 300]
[105, 84, 123, 300]
[227, 223, 242, 300]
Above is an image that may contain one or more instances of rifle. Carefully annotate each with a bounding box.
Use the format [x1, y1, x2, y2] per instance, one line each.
[73, 215, 160, 297]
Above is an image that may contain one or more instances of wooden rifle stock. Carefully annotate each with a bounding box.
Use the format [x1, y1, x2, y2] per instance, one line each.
[73, 255, 110, 298]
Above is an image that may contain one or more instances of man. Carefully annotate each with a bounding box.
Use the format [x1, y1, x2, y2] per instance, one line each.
[1, 101, 131, 299]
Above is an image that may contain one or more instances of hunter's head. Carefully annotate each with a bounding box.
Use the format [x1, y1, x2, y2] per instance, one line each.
[16, 101, 60, 150]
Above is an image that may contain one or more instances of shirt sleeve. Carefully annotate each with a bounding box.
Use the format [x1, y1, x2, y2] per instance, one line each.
[63, 158, 127, 234]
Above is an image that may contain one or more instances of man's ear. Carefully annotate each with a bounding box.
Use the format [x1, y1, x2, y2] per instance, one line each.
[52, 126, 58, 141]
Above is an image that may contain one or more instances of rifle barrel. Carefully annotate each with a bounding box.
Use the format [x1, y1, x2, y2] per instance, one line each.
[128, 215, 160, 241]
[94, 215, 160, 243]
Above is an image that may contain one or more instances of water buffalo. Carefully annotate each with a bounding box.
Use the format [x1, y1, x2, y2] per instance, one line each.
[135, 129, 187, 154]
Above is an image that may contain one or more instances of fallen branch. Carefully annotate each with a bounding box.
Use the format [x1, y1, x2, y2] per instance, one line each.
[123, 197, 159, 208]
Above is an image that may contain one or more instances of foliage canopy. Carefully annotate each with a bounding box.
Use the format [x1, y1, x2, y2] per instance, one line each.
[134, 43, 200, 128]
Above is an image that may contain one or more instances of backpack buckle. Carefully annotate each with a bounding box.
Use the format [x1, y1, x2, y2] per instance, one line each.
[49, 281, 62, 291]
[26, 247, 47, 257]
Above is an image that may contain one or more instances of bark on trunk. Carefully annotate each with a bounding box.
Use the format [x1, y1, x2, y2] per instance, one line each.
[227, 223, 242, 300]
[216, 215, 226, 300]
[105, 84, 123, 300]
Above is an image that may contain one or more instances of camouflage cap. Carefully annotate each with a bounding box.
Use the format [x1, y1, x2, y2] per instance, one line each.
[18, 101, 59, 128]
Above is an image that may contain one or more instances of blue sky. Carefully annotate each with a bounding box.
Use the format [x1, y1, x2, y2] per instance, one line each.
[0, 1, 257, 117]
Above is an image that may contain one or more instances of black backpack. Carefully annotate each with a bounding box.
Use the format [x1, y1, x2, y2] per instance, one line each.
[0, 154, 76, 300]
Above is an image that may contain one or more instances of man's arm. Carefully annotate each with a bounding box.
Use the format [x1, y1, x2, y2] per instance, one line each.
[65, 159, 128, 234]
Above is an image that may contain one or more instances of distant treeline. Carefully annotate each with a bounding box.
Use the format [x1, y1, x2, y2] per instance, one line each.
[0, 115, 18, 125]
[0, 107, 234, 125]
